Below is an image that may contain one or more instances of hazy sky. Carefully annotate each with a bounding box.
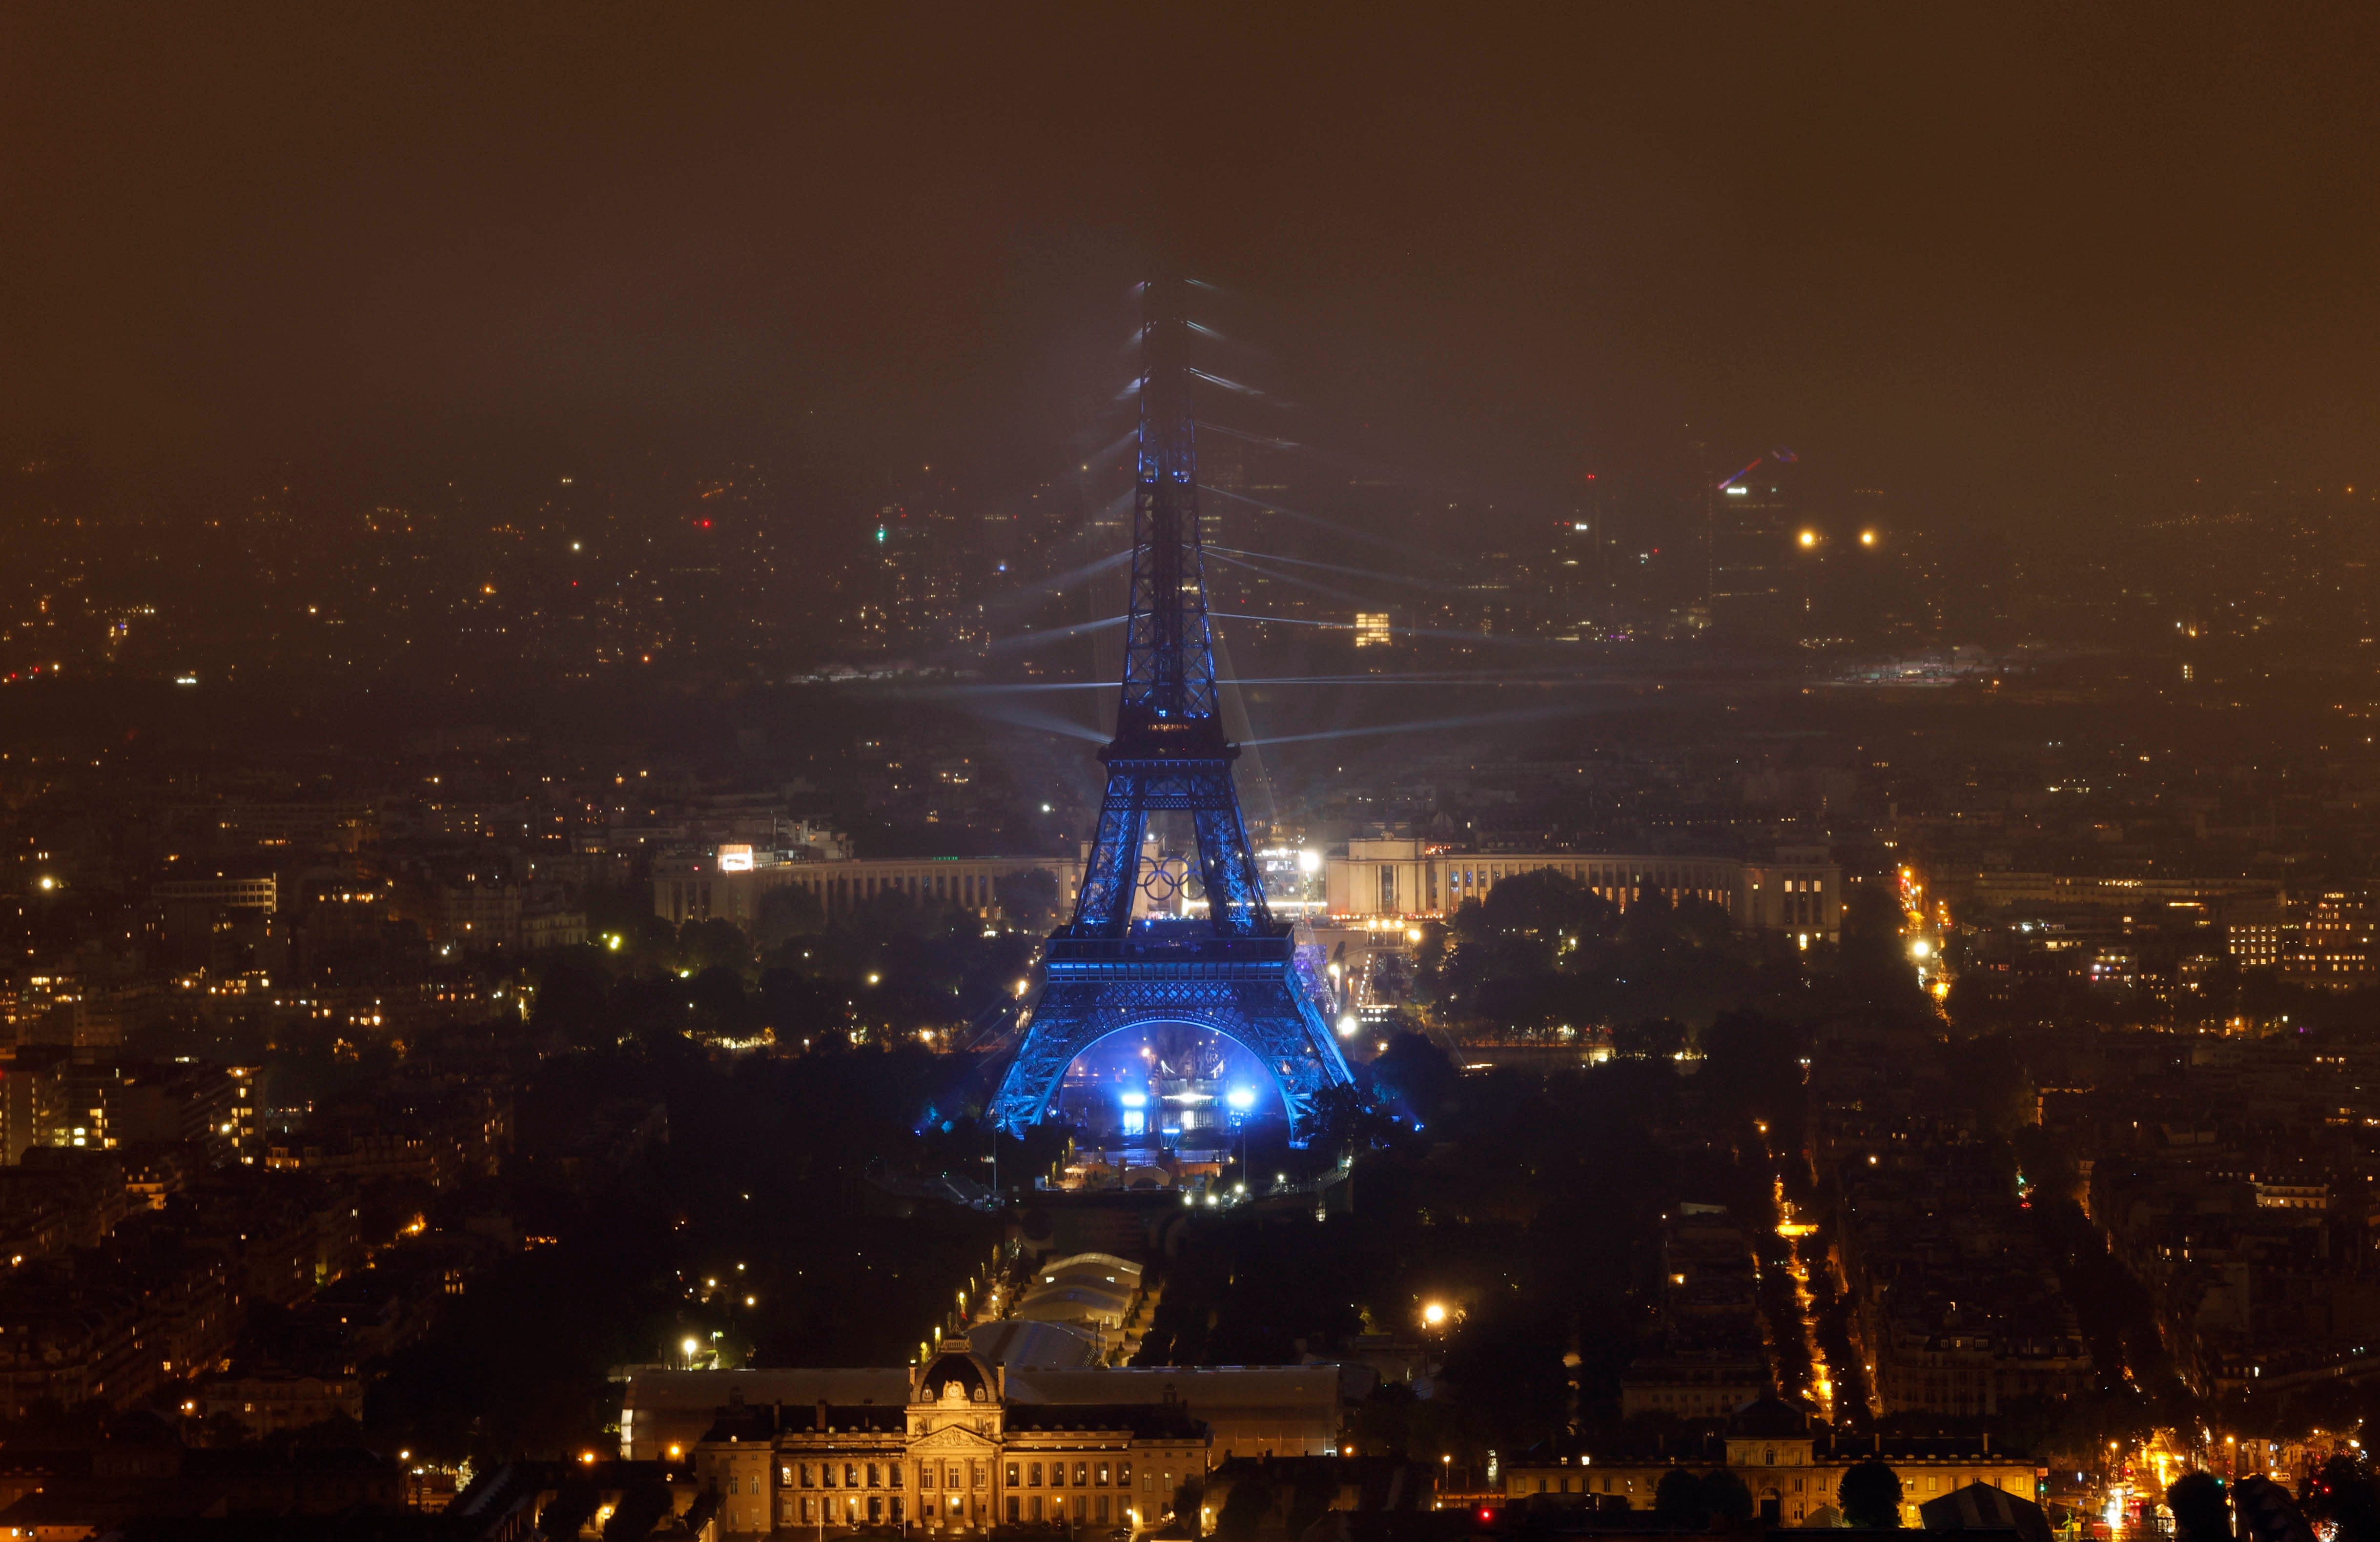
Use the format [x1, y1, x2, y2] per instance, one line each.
[5, 4, 2378, 523]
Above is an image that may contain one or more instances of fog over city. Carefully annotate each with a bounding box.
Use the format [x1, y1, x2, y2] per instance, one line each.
[2, 8, 2379, 1542]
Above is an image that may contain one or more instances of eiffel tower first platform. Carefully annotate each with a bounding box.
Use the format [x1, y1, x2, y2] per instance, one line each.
[987, 280, 1354, 1143]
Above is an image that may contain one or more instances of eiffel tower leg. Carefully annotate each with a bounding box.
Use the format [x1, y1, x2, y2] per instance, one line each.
[1068, 770, 1148, 935]
[1190, 781, 1270, 936]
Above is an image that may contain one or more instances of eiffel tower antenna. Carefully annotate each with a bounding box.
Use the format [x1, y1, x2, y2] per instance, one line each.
[989, 278, 1354, 1143]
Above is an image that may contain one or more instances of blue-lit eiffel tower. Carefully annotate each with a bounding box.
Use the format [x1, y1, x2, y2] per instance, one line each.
[988, 279, 1354, 1142]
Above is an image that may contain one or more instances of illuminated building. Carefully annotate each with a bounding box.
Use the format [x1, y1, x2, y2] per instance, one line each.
[2286, 892, 2375, 989]
[2223, 895, 2297, 969]
[1503, 1401, 2041, 1527]
[654, 855, 1076, 927]
[690, 1353, 1209, 1535]
[434, 877, 522, 949]
[1707, 475, 1794, 636]
[626, 1362, 1337, 1469]
[1351, 612, 1392, 648]
[1325, 839, 1843, 943]
[156, 874, 278, 963]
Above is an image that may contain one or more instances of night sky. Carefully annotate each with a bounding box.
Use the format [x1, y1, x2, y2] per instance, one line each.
[6, 5, 2379, 526]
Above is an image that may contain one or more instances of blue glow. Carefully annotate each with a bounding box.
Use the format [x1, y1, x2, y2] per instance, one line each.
[1119, 1091, 1148, 1109]
[1226, 1086, 1257, 1113]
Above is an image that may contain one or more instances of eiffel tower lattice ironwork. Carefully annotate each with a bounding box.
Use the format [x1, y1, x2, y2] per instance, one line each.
[988, 279, 1354, 1141]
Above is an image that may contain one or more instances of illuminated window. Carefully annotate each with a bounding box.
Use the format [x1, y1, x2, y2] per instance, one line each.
[1353, 612, 1392, 648]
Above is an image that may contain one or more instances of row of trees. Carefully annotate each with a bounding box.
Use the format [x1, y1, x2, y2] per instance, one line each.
[533, 884, 1045, 1047]
[1649, 1459, 1907, 1528]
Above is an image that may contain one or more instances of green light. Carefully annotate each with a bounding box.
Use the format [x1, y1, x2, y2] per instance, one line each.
[876, 527, 887, 543]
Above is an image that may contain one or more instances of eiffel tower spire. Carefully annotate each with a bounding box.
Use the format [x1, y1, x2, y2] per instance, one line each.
[1117, 276, 1220, 739]
[1065, 277, 1272, 940]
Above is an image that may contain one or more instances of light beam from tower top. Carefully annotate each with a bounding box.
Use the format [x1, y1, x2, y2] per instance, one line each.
[1114, 276, 1223, 751]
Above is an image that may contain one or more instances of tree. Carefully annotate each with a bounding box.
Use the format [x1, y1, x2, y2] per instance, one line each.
[1698, 1009, 1806, 1131]
[1701, 1467, 1754, 1524]
[1305, 1083, 1395, 1156]
[1613, 1017, 1686, 1060]
[1367, 1031, 1458, 1123]
[2304, 1454, 2380, 1542]
[996, 868, 1062, 930]
[530, 950, 611, 1047]
[755, 885, 825, 950]
[2167, 1472, 2231, 1542]
[1214, 1468, 1277, 1539]
[1839, 1459, 1903, 1528]
[1654, 1468, 1710, 1526]
[678, 917, 753, 975]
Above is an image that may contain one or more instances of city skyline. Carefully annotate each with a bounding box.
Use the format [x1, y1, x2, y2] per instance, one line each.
[4, 9, 2380, 1542]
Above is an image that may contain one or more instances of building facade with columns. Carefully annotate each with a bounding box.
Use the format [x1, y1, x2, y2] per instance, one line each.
[1503, 1400, 2041, 1528]
[654, 855, 1078, 930]
[1325, 840, 1842, 943]
[693, 1351, 1207, 1538]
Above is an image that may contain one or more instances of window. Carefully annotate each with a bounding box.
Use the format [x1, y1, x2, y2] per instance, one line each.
[868, 1463, 882, 1489]
[1007, 1464, 1021, 1487]
[823, 1464, 838, 1489]
[727, 1476, 739, 1495]
[1765, 1450, 1775, 1465]
[1031, 1497, 1045, 1522]
[1119, 1461, 1131, 1486]
[801, 1464, 816, 1488]
[803, 1499, 816, 1522]
[1098, 1462, 1111, 1486]
[1052, 1462, 1066, 1488]
[892, 1499, 904, 1522]
[845, 1464, 860, 1489]
[1008, 1497, 1021, 1522]
[890, 1464, 903, 1488]
[972, 1462, 985, 1490]
[782, 1467, 793, 1487]
[947, 1466, 961, 1491]
[1098, 1496, 1111, 1522]
[869, 1497, 883, 1523]
[1029, 1463, 1043, 1487]
[922, 1465, 936, 1489]
[1075, 1461, 1088, 1487]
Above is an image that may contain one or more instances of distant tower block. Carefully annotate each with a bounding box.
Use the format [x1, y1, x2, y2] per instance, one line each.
[988, 279, 1353, 1141]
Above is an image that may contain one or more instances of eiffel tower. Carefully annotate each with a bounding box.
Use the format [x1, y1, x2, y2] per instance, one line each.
[988, 279, 1354, 1142]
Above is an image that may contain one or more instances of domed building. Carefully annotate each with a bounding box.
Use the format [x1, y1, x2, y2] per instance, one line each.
[694, 1347, 1208, 1537]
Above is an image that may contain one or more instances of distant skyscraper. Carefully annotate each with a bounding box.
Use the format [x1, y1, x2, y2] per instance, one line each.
[1709, 478, 1793, 637]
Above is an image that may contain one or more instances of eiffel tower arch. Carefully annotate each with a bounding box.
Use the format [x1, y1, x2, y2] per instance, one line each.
[988, 279, 1354, 1142]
